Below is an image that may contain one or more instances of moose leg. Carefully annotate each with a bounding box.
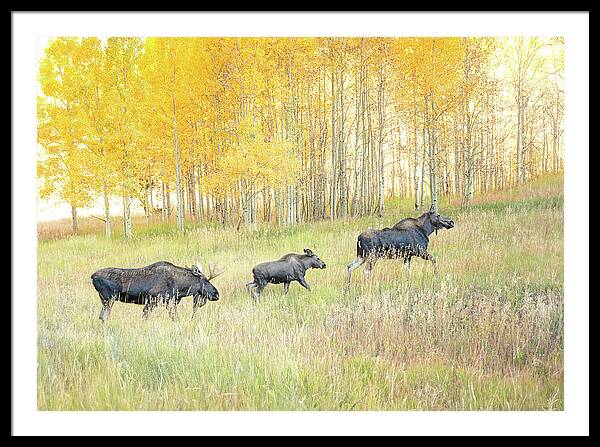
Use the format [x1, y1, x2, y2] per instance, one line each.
[345, 256, 365, 291]
[421, 252, 437, 273]
[364, 258, 377, 280]
[167, 298, 179, 321]
[246, 282, 257, 296]
[297, 276, 311, 292]
[99, 300, 113, 322]
[403, 256, 412, 277]
[93, 276, 117, 322]
[251, 283, 265, 301]
[191, 295, 208, 319]
[142, 298, 157, 320]
[283, 282, 290, 294]
[168, 305, 178, 321]
[98, 294, 115, 322]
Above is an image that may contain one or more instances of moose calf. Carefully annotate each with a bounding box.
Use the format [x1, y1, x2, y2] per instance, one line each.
[246, 248, 326, 300]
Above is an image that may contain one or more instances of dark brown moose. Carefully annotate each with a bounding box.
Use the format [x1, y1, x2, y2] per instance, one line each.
[91, 261, 224, 321]
[345, 205, 454, 290]
[246, 248, 327, 300]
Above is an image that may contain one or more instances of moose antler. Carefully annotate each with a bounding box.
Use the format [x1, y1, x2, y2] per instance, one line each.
[191, 260, 224, 280]
[206, 261, 225, 280]
[192, 261, 203, 276]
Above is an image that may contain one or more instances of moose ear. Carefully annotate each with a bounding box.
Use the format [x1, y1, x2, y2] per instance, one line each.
[429, 204, 435, 212]
[304, 248, 314, 256]
[191, 265, 202, 276]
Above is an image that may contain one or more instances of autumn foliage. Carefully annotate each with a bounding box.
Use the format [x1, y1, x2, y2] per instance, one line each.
[37, 37, 564, 237]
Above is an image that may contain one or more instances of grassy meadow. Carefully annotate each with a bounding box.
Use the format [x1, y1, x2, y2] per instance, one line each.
[37, 175, 564, 410]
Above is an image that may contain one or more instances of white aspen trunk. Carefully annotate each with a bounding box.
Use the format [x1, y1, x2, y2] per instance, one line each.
[467, 124, 475, 204]
[71, 204, 78, 235]
[293, 185, 299, 225]
[197, 165, 204, 224]
[275, 189, 282, 226]
[149, 184, 155, 223]
[144, 186, 151, 223]
[542, 114, 547, 174]
[352, 52, 363, 216]
[426, 96, 438, 213]
[103, 187, 111, 240]
[552, 120, 560, 174]
[338, 48, 347, 218]
[519, 100, 526, 183]
[420, 126, 426, 210]
[161, 181, 168, 222]
[173, 94, 184, 234]
[252, 185, 257, 227]
[377, 62, 385, 216]
[123, 193, 132, 240]
[414, 103, 419, 210]
[330, 61, 337, 221]
[366, 77, 375, 214]
[516, 96, 521, 184]
[188, 171, 197, 223]
[242, 183, 251, 227]
[287, 185, 293, 226]
[361, 71, 368, 215]
[454, 118, 461, 195]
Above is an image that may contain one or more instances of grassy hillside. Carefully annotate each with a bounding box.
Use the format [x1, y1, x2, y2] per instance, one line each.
[37, 175, 564, 410]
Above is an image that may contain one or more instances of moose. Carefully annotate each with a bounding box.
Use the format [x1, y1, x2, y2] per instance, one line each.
[345, 205, 454, 290]
[91, 261, 224, 322]
[246, 248, 327, 300]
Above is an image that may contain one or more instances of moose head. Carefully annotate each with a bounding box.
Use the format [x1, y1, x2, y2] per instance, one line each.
[303, 248, 327, 269]
[426, 204, 455, 234]
[190, 261, 225, 301]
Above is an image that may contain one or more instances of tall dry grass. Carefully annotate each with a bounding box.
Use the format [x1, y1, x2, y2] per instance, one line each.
[37, 175, 563, 410]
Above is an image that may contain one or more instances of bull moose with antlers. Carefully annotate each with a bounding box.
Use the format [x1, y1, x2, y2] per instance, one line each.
[91, 260, 225, 321]
[345, 205, 454, 290]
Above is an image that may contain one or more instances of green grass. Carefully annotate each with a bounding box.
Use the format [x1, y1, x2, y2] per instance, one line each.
[37, 174, 564, 410]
